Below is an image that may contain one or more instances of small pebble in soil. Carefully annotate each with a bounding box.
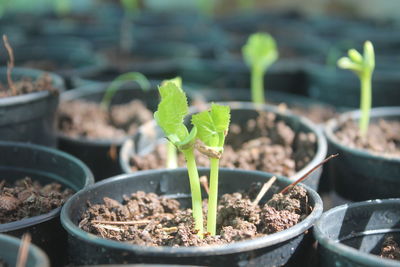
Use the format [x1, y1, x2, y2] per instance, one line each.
[0, 74, 56, 98]
[79, 185, 311, 247]
[380, 235, 400, 261]
[0, 177, 73, 224]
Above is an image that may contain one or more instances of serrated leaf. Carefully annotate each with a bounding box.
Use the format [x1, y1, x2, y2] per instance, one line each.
[210, 103, 230, 132]
[242, 32, 278, 73]
[155, 82, 188, 141]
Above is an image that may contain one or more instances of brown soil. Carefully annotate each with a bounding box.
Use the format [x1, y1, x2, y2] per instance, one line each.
[274, 102, 337, 124]
[0, 74, 57, 98]
[79, 184, 311, 247]
[0, 177, 73, 224]
[58, 99, 153, 140]
[130, 112, 317, 177]
[335, 119, 400, 157]
[380, 235, 400, 261]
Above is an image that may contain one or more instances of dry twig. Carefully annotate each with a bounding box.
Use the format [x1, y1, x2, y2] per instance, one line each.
[2, 35, 16, 95]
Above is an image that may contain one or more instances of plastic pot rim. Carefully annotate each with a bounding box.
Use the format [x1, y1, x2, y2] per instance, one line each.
[314, 198, 400, 267]
[0, 233, 50, 267]
[324, 106, 400, 163]
[0, 141, 94, 232]
[61, 167, 323, 257]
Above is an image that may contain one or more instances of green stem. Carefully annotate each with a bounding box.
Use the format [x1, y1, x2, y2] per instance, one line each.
[182, 149, 204, 238]
[207, 157, 219, 236]
[359, 71, 372, 137]
[251, 66, 265, 104]
[166, 142, 178, 169]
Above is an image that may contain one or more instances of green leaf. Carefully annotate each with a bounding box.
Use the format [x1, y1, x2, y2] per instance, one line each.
[161, 76, 182, 88]
[242, 32, 278, 74]
[191, 104, 230, 148]
[363, 41, 375, 70]
[154, 82, 189, 141]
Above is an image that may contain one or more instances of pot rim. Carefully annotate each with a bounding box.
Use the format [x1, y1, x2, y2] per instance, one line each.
[0, 67, 65, 106]
[314, 199, 400, 267]
[61, 167, 323, 257]
[0, 233, 50, 267]
[120, 101, 328, 182]
[324, 106, 400, 162]
[0, 141, 94, 232]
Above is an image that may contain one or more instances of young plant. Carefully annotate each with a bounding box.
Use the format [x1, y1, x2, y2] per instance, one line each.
[337, 41, 375, 136]
[192, 103, 230, 236]
[154, 82, 204, 237]
[120, 0, 139, 53]
[160, 77, 183, 169]
[100, 72, 150, 110]
[242, 32, 278, 104]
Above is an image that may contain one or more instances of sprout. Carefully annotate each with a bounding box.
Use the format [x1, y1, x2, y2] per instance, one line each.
[154, 82, 204, 237]
[192, 103, 230, 236]
[242, 32, 279, 104]
[337, 41, 375, 136]
[100, 72, 150, 110]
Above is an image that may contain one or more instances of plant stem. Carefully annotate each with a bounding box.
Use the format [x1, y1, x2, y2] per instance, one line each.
[251, 66, 265, 104]
[207, 157, 219, 236]
[182, 148, 204, 238]
[166, 142, 178, 169]
[359, 71, 372, 137]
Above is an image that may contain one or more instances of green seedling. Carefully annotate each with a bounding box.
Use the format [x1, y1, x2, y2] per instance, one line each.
[160, 77, 183, 169]
[192, 103, 230, 236]
[120, 0, 139, 53]
[337, 41, 375, 136]
[154, 82, 204, 237]
[100, 72, 150, 110]
[242, 32, 278, 104]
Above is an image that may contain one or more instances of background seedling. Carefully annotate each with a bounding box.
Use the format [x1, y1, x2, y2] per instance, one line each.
[242, 32, 278, 104]
[100, 72, 150, 110]
[192, 103, 230, 236]
[154, 82, 204, 237]
[337, 41, 375, 136]
[120, 0, 140, 53]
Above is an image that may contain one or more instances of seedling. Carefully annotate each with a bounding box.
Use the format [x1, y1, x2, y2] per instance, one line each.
[100, 72, 150, 110]
[160, 77, 183, 169]
[154, 82, 204, 237]
[192, 103, 230, 236]
[337, 41, 375, 136]
[120, 0, 139, 53]
[242, 32, 278, 104]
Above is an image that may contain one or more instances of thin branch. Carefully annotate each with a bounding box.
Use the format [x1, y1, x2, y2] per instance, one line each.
[91, 219, 151, 225]
[2, 35, 16, 95]
[280, 154, 339, 194]
[252, 176, 276, 206]
[16, 233, 31, 267]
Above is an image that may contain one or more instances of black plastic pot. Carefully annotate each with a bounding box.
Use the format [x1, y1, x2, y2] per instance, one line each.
[0, 37, 105, 89]
[0, 234, 49, 267]
[61, 168, 323, 266]
[324, 107, 400, 202]
[306, 61, 400, 108]
[0, 67, 65, 147]
[120, 102, 327, 190]
[57, 81, 160, 181]
[314, 199, 400, 267]
[179, 58, 308, 96]
[0, 141, 94, 266]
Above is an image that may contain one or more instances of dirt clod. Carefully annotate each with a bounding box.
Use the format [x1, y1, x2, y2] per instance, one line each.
[380, 235, 400, 261]
[0, 74, 57, 98]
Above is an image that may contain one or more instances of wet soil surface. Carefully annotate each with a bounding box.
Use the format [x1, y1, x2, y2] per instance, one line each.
[79, 184, 311, 247]
[0, 74, 57, 98]
[380, 235, 400, 261]
[130, 112, 317, 177]
[335, 119, 400, 157]
[0, 177, 73, 224]
[58, 99, 153, 140]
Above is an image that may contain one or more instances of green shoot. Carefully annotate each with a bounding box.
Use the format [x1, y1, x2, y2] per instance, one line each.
[242, 32, 278, 104]
[121, 0, 139, 16]
[160, 77, 183, 169]
[337, 41, 375, 136]
[100, 72, 150, 110]
[154, 82, 204, 237]
[196, 0, 214, 17]
[192, 103, 230, 236]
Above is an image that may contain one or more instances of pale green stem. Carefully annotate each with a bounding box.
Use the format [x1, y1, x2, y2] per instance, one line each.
[182, 149, 204, 237]
[166, 142, 178, 169]
[251, 66, 265, 104]
[207, 157, 219, 236]
[359, 71, 372, 137]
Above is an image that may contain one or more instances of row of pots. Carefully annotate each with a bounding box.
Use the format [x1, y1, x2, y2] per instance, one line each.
[0, 141, 398, 266]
